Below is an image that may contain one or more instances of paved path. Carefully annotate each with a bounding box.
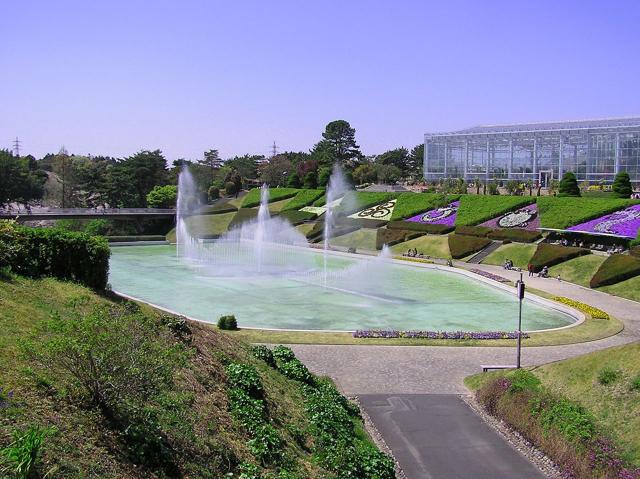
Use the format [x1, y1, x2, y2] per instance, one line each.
[361, 395, 545, 479]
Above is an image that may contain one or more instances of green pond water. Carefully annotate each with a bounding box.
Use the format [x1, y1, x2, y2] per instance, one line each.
[108, 245, 575, 332]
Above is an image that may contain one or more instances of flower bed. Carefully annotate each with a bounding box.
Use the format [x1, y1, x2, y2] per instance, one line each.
[390, 192, 460, 220]
[353, 330, 529, 339]
[348, 199, 397, 221]
[405, 200, 459, 226]
[479, 203, 540, 231]
[537, 197, 638, 229]
[456, 196, 534, 226]
[551, 296, 610, 320]
[567, 204, 640, 238]
[469, 268, 511, 283]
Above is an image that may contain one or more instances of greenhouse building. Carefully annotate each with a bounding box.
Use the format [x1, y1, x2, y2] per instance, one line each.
[423, 117, 640, 186]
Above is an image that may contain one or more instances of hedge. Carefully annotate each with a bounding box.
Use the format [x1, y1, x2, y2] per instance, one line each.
[107, 235, 167, 242]
[455, 225, 493, 237]
[455, 196, 534, 226]
[277, 209, 317, 226]
[228, 208, 259, 229]
[306, 221, 360, 243]
[387, 221, 454, 234]
[455, 225, 541, 243]
[198, 202, 238, 215]
[281, 189, 325, 211]
[537, 197, 639, 229]
[338, 217, 388, 229]
[448, 234, 492, 259]
[529, 243, 589, 272]
[0, 221, 110, 289]
[241, 187, 300, 208]
[376, 228, 408, 250]
[389, 192, 460, 221]
[590, 254, 640, 288]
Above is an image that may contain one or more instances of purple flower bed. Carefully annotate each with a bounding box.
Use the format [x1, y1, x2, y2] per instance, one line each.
[567, 204, 640, 238]
[405, 201, 459, 226]
[479, 203, 539, 231]
[353, 330, 529, 340]
[469, 268, 511, 283]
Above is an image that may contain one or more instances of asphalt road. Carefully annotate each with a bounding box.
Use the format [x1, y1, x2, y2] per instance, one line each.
[360, 394, 545, 479]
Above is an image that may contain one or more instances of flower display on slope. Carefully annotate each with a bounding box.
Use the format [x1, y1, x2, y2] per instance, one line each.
[480, 203, 539, 231]
[567, 204, 640, 238]
[300, 197, 344, 217]
[405, 200, 460, 226]
[348, 199, 397, 221]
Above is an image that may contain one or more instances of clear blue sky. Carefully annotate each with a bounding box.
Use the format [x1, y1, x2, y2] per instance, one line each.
[2, 0, 639, 162]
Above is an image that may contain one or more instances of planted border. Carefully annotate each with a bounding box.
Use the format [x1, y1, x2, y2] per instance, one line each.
[390, 193, 460, 221]
[448, 234, 492, 259]
[455, 196, 533, 226]
[353, 330, 529, 340]
[552, 296, 610, 320]
[387, 221, 454, 234]
[282, 189, 325, 211]
[242, 188, 300, 208]
[590, 254, 640, 288]
[529, 243, 589, 273]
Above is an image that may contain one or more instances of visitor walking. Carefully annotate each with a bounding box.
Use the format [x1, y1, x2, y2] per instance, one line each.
[527, 263, 534, 277]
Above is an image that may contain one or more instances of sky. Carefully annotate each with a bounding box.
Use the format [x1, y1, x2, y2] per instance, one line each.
[2, 0, 640, 163]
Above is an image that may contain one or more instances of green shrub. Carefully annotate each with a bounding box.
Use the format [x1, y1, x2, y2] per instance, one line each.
[228, 208, 259, 229]
[279, 359, 315, 385]
[455, 196, 533, 226]
[532, 396, 596, 443]
[225, 363, 263, 399]
[631, 375, 640, 391]
[228, 388, 266, 429]
[558, 171, 581, 197]
[612, 171, 633, 198]
[84, 219, 110, 236]
[590, 254, 640, 288]
[448, 234, 492, 259]
[389, 192, 460, 220]
[252, 345, 276, 368]
[218, 314, 239, 330]
[597, 367, 620, 385]
[0, 425, 53, 479]
[287, 172, 302, 189]
[277, 209, 317, 226]
[0, 221, 110, 289]
[272, 345, 296, 363]
[387, 220, 454, 234]
[242, 188, 299, 208]
[455, 225, 492, 237]
[376, 228, 407, 250]
[208, 185, 220, 201]
[529, 243, 589, 273]
[303, 171, 318, 189]
[508, 369, 541, 393]
[248, 424, 284, 465]
[146, 184, 177, 208]
[537, 196, 638, 229]
[225, 181, 238, 196]
[281, 189, 325, 211]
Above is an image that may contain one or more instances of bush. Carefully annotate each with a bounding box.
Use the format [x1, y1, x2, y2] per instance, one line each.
[272, 345, 296, 363]
[0, 425, 53, 479]
[248, 424, 283, 465]
[0, 221, 110, 289]
[455, 195, 533, 226]
[389, 192, 460, 221]
[508, 369, 541, 393]
[375, 228, 407, 250]
[218, 314, 239, 330]
[242, 188, 299, 208]
[225, 363, 263, 399]
[489, 229, 541, 243]
[529, 243, 589, 273]
[558, 171, 581, 197]
[597, 368, 620, 385]
[287, 172, 301, 188]
[208, 185, 220, 201]
[303, 171, 318, 189]
[612, 171, 633, 198]
[281, 189, 324, 211]
[278, 359, 315, 385]
[455, 225, 492, 237]
[251, 345, 276, 368]
[146, 185, 177, 208]
[225, 181, 238, 196]
[590, 254, 640, 288]
[537, 196, 638, 229]
[448, 234, 492, 259]
[387, 220, 454, 234]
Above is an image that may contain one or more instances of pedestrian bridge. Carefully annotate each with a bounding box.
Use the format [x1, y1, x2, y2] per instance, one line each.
[0, 207, 176, 222]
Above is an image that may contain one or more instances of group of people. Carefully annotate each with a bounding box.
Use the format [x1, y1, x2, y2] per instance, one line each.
[554, 238, 626, 255]
[502, 259, 516, 270]
[405, 248, 430, 259]
[527, 263, 551, 278]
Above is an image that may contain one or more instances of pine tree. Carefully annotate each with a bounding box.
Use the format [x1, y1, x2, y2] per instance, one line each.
[558, 171, 581, 197]
[612, 171, 633, 198]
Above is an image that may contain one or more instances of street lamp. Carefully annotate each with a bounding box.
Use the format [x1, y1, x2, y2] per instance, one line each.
[515, 273, 525, 369]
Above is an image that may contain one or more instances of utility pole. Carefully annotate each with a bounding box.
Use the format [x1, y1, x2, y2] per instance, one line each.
[12, 137, 21, 157]
[270, 141, 279, 158]
[515, 273, 525, 369]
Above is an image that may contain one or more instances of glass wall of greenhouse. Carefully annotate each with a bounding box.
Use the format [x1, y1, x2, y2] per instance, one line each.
[423, 117, 640, 186]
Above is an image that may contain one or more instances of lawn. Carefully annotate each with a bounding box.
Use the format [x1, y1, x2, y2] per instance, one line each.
[482, 243, 537, 269]
[329, 228, 378, 251]
[166, 212, 236, 242]
[598, 274, 640, 302]
[268, 198, 292, 213]
[548, 254, 607, 287]
[295, 223, 316, 236]
[390, 234, 451, 258]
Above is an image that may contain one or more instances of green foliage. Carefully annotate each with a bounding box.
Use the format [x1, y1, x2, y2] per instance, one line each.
[537, 196, 638, 229]
[281, 189, 324, 211]
[218, 314, 239, 330]
[272, 345, 296, 363]
[252, 345, 276, 368]
[303, 171, 318, 189]
[0, 425, 53, 479]
[529, 243, 589, 272]
[0, 221, 110, 289]
[487, 183, 499, 195]
[376, 228, 408, 250]
[248, 424, 284, 464]
[352, 163, 377, 185]
[455, 225, 492, 237]
[277, 210, 317, 226]
[612, 171, 633, 198]
[225, 181, 238, 196]
[447, 234, 492, 259]
[389, 192, 460, 221]
[146, 184, 177, 208]
[228, 388, 267, 429]
[318, 168, 331, 187]
[532, 396, 596, 443]
[455, 225, 540, 243]
[226, 363, 263, 399]
[286, 172, 301, 188]
[279, 359, 315, 385]
[208, 185, 220, 201]
[558, 171, 581, 197]
[631, 375, 640, 391]
[590, 254, 640, 288]
[387, 220, 454, 234]
[455, 195, 533, 226]
[597, 367, 620, 385]
[228, 208, 259, 228]
[0, 149, 47, 206]
[310, 120, 362, 167]
[242, 188, 299, 208]
[508, 369, 541, 393]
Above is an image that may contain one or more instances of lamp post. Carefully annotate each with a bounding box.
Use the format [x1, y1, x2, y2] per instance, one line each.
[515, 273, 525, 369]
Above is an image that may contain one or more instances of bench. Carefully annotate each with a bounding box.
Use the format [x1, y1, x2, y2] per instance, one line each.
[481, 365, 517, 372]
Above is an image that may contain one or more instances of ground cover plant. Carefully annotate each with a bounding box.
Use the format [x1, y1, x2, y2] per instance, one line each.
[551, 296, 610, 319]
[479, 203, 540, 231]
[228, 208, 259, 228]
[0, 275, 389, 478]
[277, 209, 317, 226]
[455, 195, 533, 226]
[390, 234, 451, 258]
[242, 188, 300, 208]
[281, 189, 325, 211]
[404, 200, 459, 226]
[447, 234, 492, 259]
[529, 243, 589, 272]
[537, 197, 638, 229]
[389, 192, 460, 221]
[590, 254, 640, 288]
[547, 255, 607, 287]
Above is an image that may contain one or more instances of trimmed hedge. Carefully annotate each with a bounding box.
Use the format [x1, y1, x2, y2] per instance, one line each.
[107, 235, 167, 242]
[389, 192, 460, 221]
[376, 228, 408, 250]
[339, 217, 388, 229]
[590, 254, 640, 288]
[277, 209, 317, 226]
[242, 187, 300, 208]
[529, 243, 589, 272]
[537, 197, 639, 229]
[281, 189, 325, 211]
[455, 225, 541, 243]
[228, 208, 259, 229]
[0, 221, 110, 289]
[455, 225, 493, 237]
[448, 234, 492, 259]
[456, 196, 534, 226]
[387, 221, 454, 234]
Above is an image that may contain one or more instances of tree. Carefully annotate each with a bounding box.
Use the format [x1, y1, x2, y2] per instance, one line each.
[259, 155, 292, 186]
[310, 120, 362, 168]
[375, 148, 409, 172]
[505, 180, 522, 196]
[146, 185, 177, 208]
[226, 154, 261, 180]
[375, 164, 401, 184]
[612, 171, 633, 198]
[0, 150, 46, 206]
[352, 163, 377, 185]
[558, 171, 581, 197]
[303, 171, 318, 189]
[318, 167, 331, 187]
[287, 172, 301, 188]
[408, 144, 424, 176]
[104, 150, 169, 207]
[200, 149, 223, 182]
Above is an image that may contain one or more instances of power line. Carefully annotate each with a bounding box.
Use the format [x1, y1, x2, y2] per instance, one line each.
[269, 140, 280, 158]
[12, 137, 21, 157]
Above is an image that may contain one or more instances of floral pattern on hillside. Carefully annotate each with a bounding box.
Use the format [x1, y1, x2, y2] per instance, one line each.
[480, 204, 539, 231]
[405, 201, 459, 226]
[348, 199, 397, 221]
[567, 204, 640, 238]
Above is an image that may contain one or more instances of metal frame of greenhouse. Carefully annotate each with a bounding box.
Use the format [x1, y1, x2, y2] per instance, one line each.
[423, 117, 640, 186]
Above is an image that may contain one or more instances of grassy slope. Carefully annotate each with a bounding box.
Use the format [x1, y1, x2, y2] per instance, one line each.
[166, 212, 236, 242]
[0, 277, 364, 478]
[295, 223, 315, 236]
[329, 229, 377, 251]
[390, 235, 451, 258]
[537, 196, 638, 229]
[598, 275, 640, 302]
[267, 198, 292, 213]
[482, 243, 537, 269]
[455, 195, 533, 226]
[548, 254, 607, 287]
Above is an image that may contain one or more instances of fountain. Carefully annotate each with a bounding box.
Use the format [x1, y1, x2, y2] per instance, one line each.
[176, 167, 200, 259]
[323, 164, 351, 284]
